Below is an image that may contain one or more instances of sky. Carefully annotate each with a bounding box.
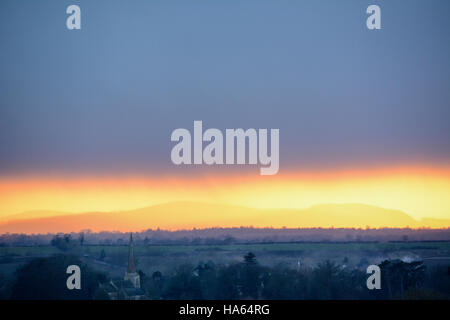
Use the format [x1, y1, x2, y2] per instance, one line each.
[0, 1, 449, 226]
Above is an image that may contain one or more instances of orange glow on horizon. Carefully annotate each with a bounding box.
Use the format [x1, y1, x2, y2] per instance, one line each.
[0, 165, 450, 230]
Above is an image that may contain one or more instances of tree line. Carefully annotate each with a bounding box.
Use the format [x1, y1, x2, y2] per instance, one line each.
[1, 252, 448, 300]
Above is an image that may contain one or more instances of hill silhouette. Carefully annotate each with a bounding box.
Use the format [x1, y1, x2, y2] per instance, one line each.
[0, 202, 448, 234]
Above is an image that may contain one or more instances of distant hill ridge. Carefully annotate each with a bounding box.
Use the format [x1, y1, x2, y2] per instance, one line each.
[0, 202, 448, 234]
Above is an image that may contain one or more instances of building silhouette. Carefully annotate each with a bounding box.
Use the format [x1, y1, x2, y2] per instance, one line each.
[102, 233, 146, 300]
[124, 233, 141, 288]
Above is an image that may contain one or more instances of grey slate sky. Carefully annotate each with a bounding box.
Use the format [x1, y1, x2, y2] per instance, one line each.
[0, 0, 449, 176]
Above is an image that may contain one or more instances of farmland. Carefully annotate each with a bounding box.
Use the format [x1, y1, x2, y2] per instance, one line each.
[1, 241, 449, 278]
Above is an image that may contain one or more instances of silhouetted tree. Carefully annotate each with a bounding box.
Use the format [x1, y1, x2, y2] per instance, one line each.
[162, 264, 202, 299]
[242, 252, 261, 298]
[79, 233, 85, 246]
[11, 255, 107, 299]
[99, 249, 106, 261]
[51, 234, 74, 252]
[379, 259, 426, 299]
[244, 252, 257, 265]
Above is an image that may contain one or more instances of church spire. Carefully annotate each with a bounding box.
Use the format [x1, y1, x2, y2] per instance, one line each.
[127, 233, 137, 273]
